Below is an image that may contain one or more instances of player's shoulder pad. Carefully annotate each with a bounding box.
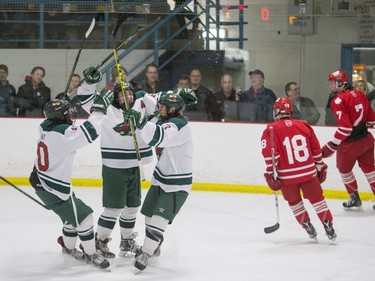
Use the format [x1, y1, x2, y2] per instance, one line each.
[164, 116, 188, 130]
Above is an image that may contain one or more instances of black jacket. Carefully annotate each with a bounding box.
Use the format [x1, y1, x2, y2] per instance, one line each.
[16, 76, 51, 117]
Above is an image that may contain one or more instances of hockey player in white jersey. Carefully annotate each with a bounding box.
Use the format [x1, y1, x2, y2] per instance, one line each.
[131, 88, 198, 117]
[77, 82, 154, 258]
[28, 67, 113, 270]
[118, 92, 193, 272]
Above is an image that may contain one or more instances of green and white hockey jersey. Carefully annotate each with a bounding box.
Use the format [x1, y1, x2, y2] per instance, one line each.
[35, 111, 106, 200]
[137, 116, 193, 193]
[78, 83, 153, 169]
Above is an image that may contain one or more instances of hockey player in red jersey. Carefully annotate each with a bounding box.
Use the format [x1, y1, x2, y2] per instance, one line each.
[321, 70, 375, 211]
[261, 97, 336, 241]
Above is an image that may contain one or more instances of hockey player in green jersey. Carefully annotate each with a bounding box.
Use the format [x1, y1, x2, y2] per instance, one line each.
[28, 67, 113, 270]
[119, 92, 193, 272]
[78, 82, 154, 258]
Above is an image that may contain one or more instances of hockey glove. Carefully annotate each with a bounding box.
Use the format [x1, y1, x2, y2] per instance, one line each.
[90, 89, 114, 113]
[316, 163, 328, 184]
[264, 173, 281, 191]
[113, 122, 132, 136]
[83, 66, 102, 84]
[321, 141, 338, 158]
[123, 109, 147, 130]
[176, 88, 198, 105]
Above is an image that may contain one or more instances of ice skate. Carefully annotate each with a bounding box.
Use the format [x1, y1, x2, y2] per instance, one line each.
[323, 220, 337, 241]
[134, 249, 151, 272]
[57, 236, 85, 261]
[84, 251, 111, 271]
[95, 233, 115, 258]
[119, 232, 140, 257]
[343, 191, 363, 212]
[302, 220, 317, 241]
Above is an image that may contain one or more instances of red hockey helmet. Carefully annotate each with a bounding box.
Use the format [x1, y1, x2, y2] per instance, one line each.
[273, 97, 293, 120]
[328, 70, 349, 83]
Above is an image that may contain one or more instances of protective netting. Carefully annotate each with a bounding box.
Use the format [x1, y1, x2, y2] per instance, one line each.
[0, 1, 175, 14]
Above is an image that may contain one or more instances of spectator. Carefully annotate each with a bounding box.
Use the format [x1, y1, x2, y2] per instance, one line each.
[238, 69, 277, 123]
[175, 73, 191, 89]
[106, 65, 127, 90]
[355, 79, 375, 111]
[355, 79, 369, 95]
[0, 64, 17, 116]
[16, 66, 51, 117]
[55, 74, 88, 118]
[285, 82, 320, 125]
[141, 62, 166, 93]
[211, 74, 238, 121]
[322, 70, 375, 211]
[184, 68, 213, 120]
[261, 97, 336, 241]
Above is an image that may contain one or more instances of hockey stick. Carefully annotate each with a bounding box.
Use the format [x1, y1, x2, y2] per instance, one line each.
[96, 16, 160, 70]
[63, 17, 96, 98]
[73, 16, 160, 90]
[0, 176, 48, 210]
[113, 49, 146, 181]
[264, 126, 280, 234]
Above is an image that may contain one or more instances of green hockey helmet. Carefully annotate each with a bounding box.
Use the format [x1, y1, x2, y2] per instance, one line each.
[113, 82, 135, 109]
[157, 92, 185, 120]
[44, 99, 72, 123]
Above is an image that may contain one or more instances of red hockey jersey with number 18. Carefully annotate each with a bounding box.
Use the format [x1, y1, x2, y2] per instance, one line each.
[261, 118, 324, 185]
[330, 89, 375, 145]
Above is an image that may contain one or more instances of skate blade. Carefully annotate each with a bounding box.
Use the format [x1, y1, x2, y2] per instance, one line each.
[343, 206, 363, 212]
[133, 267, 144, 274]
[310, 237, 318, 243]
[101, 267, 111, 272]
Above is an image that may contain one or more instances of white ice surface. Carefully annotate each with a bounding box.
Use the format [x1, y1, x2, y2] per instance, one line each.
[1, 186, 374, 281]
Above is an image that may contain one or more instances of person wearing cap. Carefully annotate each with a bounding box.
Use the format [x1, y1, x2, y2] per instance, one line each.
[0, 64, 17, 116]
[238, 69, 277, 123]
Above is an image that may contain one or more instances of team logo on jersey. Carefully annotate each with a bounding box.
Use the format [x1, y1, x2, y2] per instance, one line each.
[334, 97, 342, 104]
[284, 120, 293, 127]
[163, 124, 171, 130]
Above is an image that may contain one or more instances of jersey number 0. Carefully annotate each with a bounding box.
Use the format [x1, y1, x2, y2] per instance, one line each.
[37, 141, 49, 171]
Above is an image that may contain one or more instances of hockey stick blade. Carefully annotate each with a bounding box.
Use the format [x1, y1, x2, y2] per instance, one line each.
[63, 17, 96, 97]
[264, 222, 280, 234]
[73, 16, 160, 91]
[85, 18, 96, 39]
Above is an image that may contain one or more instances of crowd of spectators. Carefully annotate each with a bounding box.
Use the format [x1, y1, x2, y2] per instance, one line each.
[2, 62, 375, 125]
[1, 65, 51, 118]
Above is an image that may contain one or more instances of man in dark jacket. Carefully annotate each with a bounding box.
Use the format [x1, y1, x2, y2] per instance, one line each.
[285, 82, 320, 125]
[16, 66, 51, 117]
[238, 69, 277, 123]
[0, 64, 16, 116]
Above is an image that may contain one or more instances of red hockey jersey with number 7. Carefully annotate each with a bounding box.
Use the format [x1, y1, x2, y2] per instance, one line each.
[261, 118, 324, 185]
[330, 89, 375, 145]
